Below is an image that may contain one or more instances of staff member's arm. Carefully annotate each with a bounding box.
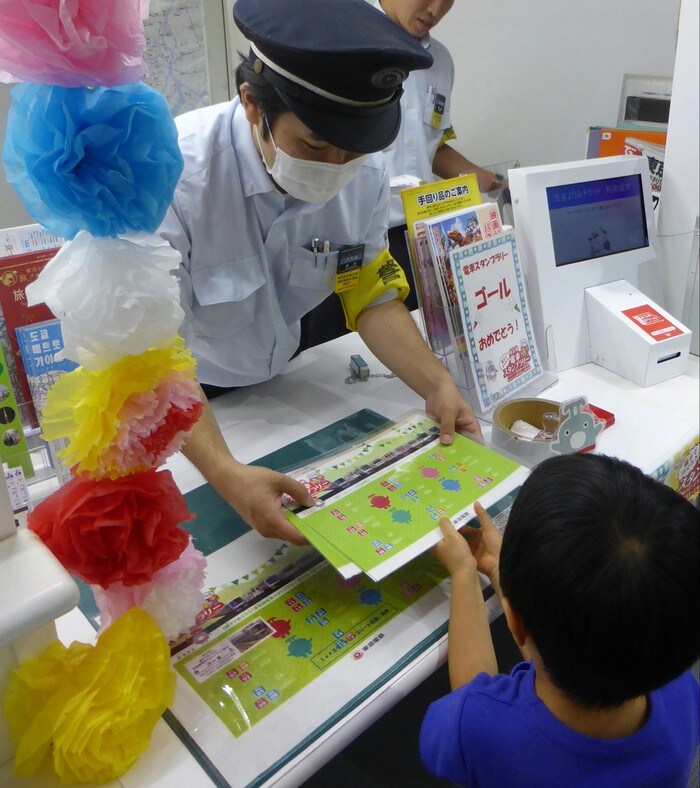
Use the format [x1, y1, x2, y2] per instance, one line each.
[356, 298, 483, 444]
[432, 142, 499, 195]
[160, 184, 314, 544]
[181, 390, 313, 544]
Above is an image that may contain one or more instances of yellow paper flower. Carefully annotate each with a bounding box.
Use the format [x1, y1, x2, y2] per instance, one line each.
[3, 608, 175, 784]
[40, 335, 199, 478]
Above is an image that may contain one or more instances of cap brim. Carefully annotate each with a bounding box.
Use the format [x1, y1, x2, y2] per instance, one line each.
[273, 86, 402, 154]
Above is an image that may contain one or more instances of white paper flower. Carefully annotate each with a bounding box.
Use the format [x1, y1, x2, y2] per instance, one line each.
[92, 537, 207, 642]
[26, 231, 184, 368]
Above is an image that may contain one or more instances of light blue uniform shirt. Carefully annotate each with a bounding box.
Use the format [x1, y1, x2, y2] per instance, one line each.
[159, 98, 392, 386]
[367, 0, 455, 228]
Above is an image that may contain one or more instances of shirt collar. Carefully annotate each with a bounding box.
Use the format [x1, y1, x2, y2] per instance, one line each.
[231, 97, 277, 198]
[368, 0, 432, 49]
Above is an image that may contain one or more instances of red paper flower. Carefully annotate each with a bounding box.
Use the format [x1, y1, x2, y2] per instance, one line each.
[28, 469, 193, 588]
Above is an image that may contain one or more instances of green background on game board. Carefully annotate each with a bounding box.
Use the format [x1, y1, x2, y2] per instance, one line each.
[74, 410, 390, 625]
[290, 415, 520, 573]
[173, 549, 446, 737]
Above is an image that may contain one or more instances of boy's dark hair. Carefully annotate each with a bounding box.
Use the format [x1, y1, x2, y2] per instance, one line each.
[500, 453, 699, 708]
[235, 53, 289, 139]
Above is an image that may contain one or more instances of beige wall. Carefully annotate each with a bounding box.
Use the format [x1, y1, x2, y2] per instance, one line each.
[436, 0, 680, 168]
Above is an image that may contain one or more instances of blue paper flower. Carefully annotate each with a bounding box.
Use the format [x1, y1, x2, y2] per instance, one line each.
[2, 82, 184, 239]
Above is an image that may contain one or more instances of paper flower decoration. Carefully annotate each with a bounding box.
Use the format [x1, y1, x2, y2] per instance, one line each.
[3, 608, 175, 783]
[93, 537, 207, 641]
[27, 468, 193, 587]
[39, 336, 202, 478]
[99, 371, 203, 477]
[0, 0, 148, 87]
[2, 81, 183, 239]
[26, 231, 185, 368]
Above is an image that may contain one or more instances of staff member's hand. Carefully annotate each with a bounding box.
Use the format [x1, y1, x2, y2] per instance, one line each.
[182, 394, 315, 545]
[355, 300, 483, 444]
[425, 377, 483, 444]
[215, 460, 314, 545]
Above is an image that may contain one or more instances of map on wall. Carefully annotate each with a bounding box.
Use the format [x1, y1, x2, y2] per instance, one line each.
[143, 0, 210, 116]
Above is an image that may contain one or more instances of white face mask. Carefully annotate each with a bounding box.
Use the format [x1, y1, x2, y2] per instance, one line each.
[254, 119, 366, 205]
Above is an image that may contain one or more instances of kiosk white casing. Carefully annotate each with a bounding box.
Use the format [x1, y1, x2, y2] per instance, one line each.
[585, 279, 691, 386]
[509, 155, 663, 371]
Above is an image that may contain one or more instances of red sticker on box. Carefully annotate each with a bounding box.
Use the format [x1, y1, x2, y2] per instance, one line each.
[621, 304, 683, 341]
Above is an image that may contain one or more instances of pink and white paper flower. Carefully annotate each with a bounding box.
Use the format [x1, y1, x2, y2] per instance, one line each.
[0, 0, 149, 86]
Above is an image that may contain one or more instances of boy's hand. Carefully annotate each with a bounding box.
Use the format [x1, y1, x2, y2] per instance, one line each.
[461, 502, 502, 586]
[431, 517, 477, 578]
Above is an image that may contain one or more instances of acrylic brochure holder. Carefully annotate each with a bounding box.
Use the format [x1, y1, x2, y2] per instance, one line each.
[440, 311, 558, 422]
[406, 228, 558, 423]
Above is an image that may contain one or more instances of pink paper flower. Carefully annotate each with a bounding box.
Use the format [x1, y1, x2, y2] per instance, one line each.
[93, 537, 207, 641]
[0, 0, 149, 86]
[39, 339, 203, 479]
[97, 372, 204, 478]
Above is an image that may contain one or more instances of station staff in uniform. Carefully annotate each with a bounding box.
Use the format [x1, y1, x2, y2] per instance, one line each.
[370, 0, 506, 310]
[159, 0, 483, 544]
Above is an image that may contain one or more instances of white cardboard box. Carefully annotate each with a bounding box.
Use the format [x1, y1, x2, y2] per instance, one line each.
[585, 279, 691, 386]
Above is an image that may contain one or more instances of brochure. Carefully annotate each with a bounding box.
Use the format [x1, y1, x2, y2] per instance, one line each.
[16, 319, 78, 485]
[449, 229, 544, 411]
[283, 411, 528, 581]
[0, 248, 59, 426]
[400, 173, 481, 242]
[400, 174, 482, 356]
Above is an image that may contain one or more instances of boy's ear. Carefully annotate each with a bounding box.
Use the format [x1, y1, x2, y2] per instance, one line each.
[502, 597, 527, 647]
[239, 83, 262, 125]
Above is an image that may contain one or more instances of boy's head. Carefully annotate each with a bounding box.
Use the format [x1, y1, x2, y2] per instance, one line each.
[500, 453, 699, 708]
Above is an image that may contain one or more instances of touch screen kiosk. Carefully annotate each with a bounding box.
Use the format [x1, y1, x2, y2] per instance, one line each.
[585, 280, 691, 387]
[509, 155, 662, 371]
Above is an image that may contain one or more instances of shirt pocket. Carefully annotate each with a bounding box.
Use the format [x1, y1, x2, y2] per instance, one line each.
[281, 245, 340, 324]
[288, 245, 338, 291]
[190, 254, 266, 337]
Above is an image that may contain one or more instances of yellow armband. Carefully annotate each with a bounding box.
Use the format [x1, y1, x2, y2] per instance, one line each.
[439, 126, 457, 146]
[338, 249, 410, 331]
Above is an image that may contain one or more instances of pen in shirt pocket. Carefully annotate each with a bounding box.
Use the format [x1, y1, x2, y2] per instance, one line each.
[322, 240, 331, 268]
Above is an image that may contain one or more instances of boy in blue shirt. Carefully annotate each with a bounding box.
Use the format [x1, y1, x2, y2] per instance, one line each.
[421, 453, 699, 786]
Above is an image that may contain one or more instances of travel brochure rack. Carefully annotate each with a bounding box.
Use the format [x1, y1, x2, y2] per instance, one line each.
[400, 173, 558, 422]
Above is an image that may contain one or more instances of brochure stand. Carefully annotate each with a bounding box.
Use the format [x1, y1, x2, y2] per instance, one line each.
[436, 310, 558, 422]
[407, 230, 558, 422]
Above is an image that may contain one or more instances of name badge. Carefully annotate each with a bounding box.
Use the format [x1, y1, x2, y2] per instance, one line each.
[334, 243, 365, 293]
[431, 93, 446, 130]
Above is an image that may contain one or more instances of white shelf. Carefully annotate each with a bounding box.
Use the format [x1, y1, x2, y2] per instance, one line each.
[0, 528, 79, 645]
